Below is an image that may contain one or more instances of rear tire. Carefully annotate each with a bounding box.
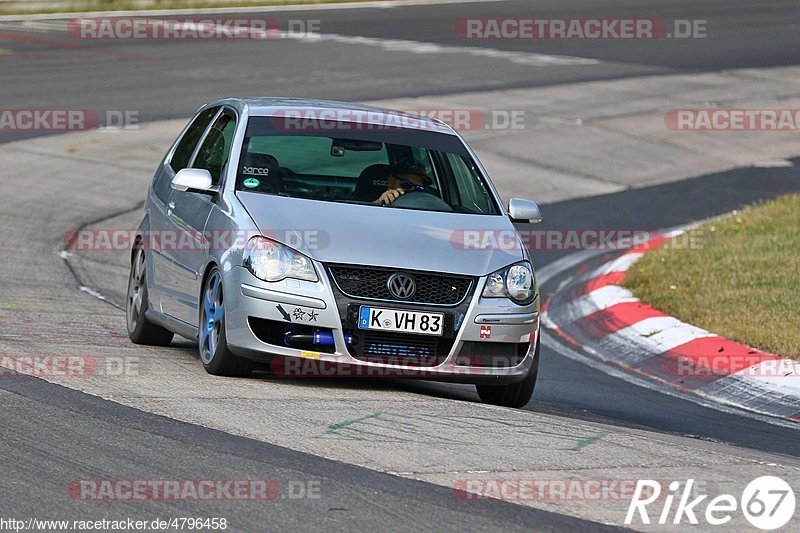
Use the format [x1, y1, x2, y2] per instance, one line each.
[126, 248, 174, 346]
[476, 337, 539, 408]
[199, 268, 254, 377]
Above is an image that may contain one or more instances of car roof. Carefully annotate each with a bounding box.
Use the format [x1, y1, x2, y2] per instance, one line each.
[211, 97, 458, 135]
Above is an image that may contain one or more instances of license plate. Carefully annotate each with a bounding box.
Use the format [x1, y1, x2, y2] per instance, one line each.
[358, 306, 444, 336]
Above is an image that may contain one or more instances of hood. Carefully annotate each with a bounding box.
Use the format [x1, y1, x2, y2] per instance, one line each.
[236, 191, 525, 277]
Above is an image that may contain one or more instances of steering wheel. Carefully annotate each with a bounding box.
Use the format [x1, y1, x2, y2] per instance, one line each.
[387, 191, 453, 212]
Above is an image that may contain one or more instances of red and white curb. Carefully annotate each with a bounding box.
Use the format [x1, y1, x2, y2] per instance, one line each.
[540, 231, 800, 422]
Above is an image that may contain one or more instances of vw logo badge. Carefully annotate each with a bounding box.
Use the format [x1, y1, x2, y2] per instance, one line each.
[387, 273, 416, 299]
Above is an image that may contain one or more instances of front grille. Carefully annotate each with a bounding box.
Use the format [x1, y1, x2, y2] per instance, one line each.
[327, 264, 474, 306]
[349, 331, 454, 367]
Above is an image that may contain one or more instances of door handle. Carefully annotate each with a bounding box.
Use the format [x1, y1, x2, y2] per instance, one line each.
[167, 201, 175, 216]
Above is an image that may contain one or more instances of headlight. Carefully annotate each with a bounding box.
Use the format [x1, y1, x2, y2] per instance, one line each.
[243, 236, 318, 282]
[484, 271, 506, 297]
[481, 262, 537, 305]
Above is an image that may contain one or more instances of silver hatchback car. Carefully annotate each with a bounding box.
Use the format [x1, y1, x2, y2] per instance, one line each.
[126, 98, 543, 407]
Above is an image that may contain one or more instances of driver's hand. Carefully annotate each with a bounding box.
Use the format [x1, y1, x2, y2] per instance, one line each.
[375, 188, 405, 205]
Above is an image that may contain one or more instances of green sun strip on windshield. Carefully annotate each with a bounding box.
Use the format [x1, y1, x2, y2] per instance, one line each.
[248, 136, 389, 177]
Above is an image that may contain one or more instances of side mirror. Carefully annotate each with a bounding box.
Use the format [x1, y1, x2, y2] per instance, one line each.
[508, 198, 543, 223]
[171, 168, 214, 193]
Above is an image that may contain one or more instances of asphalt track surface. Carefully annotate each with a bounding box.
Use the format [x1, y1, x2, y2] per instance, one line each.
[1, 0, 800, 530]
[1, 376, 616, 531]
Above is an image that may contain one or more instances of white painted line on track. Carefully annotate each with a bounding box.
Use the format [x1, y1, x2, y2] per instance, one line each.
[0, 20, 67, 32]
[79, 285, 108, 301]
[593, 252, 643, 276]
[535, 249, 605, 288]
[281, 32, 599, 66]
[0, 0, 523, 22]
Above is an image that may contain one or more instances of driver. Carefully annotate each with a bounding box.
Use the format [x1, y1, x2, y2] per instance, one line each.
[375, 159, 433, 205]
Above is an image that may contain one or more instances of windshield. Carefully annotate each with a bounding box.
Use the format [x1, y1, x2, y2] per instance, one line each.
[234, 117, 501, 215]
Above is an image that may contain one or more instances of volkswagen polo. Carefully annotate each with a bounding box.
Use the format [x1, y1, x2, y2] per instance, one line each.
[126, 98, 543, 407]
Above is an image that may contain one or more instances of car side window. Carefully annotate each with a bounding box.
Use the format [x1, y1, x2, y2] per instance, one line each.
[169, 107, 220, 173]
[445, 152, 496, 214]
[410, 146, 435, 179]
[191, 111, 237, 186]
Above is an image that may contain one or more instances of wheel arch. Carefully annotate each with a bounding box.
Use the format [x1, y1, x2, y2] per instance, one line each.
[131, 213, 150, 264]
[197, 259, 222, 324]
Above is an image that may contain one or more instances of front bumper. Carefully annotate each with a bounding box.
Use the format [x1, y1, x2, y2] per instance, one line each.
[223, 265, 540, 384]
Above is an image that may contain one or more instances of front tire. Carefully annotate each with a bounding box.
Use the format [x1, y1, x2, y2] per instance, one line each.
[476, 337, 539, 408]
[199, 268, 254, 377]
[126, 248, 174, 346]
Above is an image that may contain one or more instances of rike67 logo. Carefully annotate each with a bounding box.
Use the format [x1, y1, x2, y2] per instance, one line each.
[626, 476, 795, 530]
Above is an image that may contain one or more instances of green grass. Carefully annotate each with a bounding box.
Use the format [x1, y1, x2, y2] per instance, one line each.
[624, 193, 800, 359]
[0, 0, 382, 16]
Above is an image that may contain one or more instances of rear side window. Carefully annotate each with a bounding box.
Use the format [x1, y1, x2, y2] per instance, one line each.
[170, 107, 220, 172]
